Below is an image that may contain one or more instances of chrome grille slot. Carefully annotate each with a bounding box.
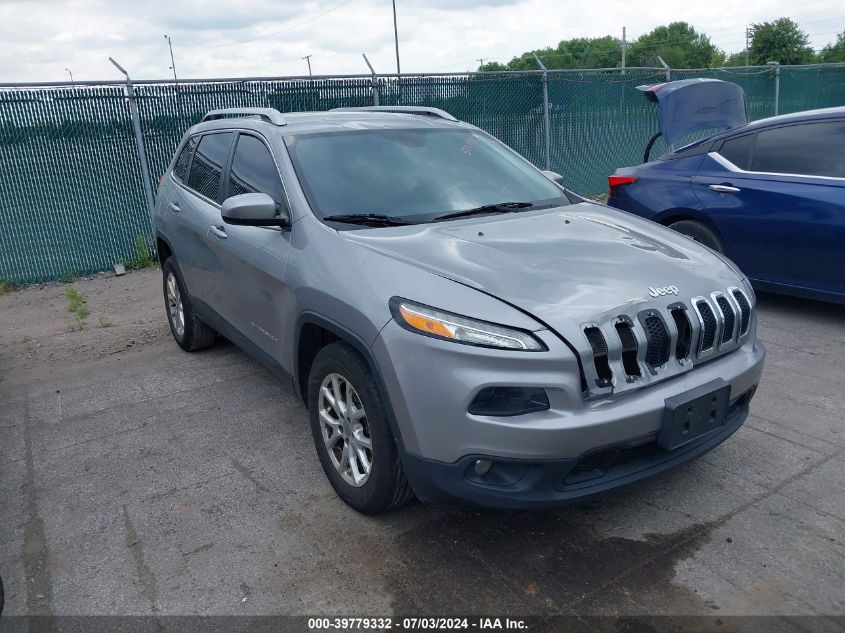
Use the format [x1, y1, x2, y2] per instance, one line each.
[694, 299, 717, 352]
[731, 288, 752, 335]
[584, 327, 613, 387]
[670, 307, 692, 361]
[642, 314, 670, 368]
[715, 295, 736, 344]
[614, 322, 641, 378]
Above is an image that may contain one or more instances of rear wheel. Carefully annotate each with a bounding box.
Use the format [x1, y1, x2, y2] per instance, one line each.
[162, 257, 217, 352]
[307, 341, 414, 514]
[667, 219, 724, 254]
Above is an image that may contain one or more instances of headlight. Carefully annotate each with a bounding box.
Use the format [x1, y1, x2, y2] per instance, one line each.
[389, 298, 546, 351]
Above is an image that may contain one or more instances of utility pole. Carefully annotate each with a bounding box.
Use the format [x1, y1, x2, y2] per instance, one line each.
[302, 55, 313, 76]
[163, 34, 178, 82]
[621, 26, 627, 75]
[65, 68, 74, 83]
[745, 26, 752, 66]
[477, 59, 485, 70]
[392, 0, 401, 76]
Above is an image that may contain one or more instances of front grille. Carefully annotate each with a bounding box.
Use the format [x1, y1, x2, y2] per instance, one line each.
[642, 315, 670, 367]
[716, 295, 735, 344]
[696, 300, 717, 351]
[581, 287, 752, 394]
[732, 289, 751, 335]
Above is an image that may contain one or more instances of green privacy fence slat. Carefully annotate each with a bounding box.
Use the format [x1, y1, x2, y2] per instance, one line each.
[1, 65, 843, 284]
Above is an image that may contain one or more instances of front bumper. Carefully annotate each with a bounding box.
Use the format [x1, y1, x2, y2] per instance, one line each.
[373, 320, 765, 508]
[400, 386, 754, 509]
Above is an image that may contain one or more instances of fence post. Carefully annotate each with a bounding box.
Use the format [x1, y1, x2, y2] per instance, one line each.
[657, 56, 671, 82]
[109, 58, 155, 223]
[767, 61, 781, 116]
[533, 54, 551, 170]
[362, 53, 380, 106]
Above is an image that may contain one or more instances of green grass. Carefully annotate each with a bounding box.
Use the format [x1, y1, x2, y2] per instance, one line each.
[97, 316, 113, 328]
[123, 235, 157, 271]
[58, 271, 77, 283]
[66, 287, 89, 331]
[0, 278, 15, 295]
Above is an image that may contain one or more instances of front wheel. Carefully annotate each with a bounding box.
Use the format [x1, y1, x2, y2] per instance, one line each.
[667, 219, 724, 254]
[307, 342, 414, 514]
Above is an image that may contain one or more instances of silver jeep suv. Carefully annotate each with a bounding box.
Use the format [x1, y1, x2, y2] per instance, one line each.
[154, 106, 765, 514]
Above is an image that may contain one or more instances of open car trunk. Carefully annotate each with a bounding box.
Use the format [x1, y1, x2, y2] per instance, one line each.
[638, 78, 747, 148]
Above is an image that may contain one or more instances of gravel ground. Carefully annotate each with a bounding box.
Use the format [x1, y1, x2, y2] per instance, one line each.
[0, 267, 843, 623]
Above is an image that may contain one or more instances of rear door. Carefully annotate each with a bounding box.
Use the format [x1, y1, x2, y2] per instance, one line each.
[692, 120, 845, 294]
[177, 131, 235, 314]
[212, 132, 294, 362]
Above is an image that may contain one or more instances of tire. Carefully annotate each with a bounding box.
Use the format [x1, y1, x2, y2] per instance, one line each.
[667, 220, 724, 254]
[307, 341, 414, 514]
[161, 257, 217, 352]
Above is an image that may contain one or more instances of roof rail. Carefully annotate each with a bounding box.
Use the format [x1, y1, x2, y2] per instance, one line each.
[330, 106, 458, 122]
[202, 108, 287, 126]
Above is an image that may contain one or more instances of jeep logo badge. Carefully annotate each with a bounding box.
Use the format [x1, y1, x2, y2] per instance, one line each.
[648, 285, 679, 298]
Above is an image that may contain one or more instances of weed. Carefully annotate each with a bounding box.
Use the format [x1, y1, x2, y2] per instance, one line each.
[58, 271, 77, 283]
[0, 278, 15, 295]
[124, 235, 157, 270]
[97, 316, 114, 328]
[66, 287, 90, 330]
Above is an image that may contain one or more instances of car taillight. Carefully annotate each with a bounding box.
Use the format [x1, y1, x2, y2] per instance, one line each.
[608, 175, 637, 196]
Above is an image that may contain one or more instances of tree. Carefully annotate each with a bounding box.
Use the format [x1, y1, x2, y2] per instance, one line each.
[723, 50, 748, 67]
[627, 22, 718, 68]
[819, 31, 845, 63]
[748, 18, 815, 65]
[478, 61, 508, 72]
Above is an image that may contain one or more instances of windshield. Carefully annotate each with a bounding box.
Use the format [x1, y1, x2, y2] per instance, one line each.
[284, 128, 568, 223]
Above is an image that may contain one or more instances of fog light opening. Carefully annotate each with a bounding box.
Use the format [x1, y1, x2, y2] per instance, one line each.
[468, 386, 550, 417]
[474, 459, 493, 476]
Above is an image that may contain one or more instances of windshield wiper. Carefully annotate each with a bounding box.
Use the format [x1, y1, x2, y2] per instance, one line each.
[432, 201, 536, 222]
[322, 213, 416, 227]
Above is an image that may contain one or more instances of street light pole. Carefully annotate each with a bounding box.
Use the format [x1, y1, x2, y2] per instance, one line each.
[163, 34, 178, 82]
[65, 68, 74, 83]
[302, 55, 313, 76]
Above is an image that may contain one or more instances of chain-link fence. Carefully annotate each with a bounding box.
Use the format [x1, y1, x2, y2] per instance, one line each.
[1, 63, 844, 284]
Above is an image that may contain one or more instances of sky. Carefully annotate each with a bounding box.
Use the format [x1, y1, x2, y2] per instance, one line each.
[0, 0, 842, 83]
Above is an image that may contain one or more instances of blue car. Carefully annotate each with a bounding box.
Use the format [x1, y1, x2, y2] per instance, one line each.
[608, 79, 845, 304]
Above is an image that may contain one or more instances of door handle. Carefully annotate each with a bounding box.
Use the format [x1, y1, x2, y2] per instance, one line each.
[169, 201, 181, 212]
[709, 184, 740, 194]
[209, 225, 228, 239]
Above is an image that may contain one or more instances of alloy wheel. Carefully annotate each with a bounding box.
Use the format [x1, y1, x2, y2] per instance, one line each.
[318, 373, 373, 487]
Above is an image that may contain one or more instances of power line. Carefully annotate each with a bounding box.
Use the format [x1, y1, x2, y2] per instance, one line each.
[176, 0, 356, 49]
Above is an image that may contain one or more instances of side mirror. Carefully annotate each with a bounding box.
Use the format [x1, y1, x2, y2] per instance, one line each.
[221, 193, 289, 227]
[541, 170, 565, 185]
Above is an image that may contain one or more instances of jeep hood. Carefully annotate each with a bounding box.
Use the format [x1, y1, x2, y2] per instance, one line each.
[341, 203, 742, 326]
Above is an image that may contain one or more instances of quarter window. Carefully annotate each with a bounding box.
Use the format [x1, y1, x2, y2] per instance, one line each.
[186, 132, 234, 202]
[227, 134, 286, 210]
[172, 136, 197, 182]
[718, 134, 755, 171]
[749, 121, 845, 178]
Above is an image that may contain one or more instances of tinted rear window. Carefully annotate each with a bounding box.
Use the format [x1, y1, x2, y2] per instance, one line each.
[750, 121, 845, 178]
[187, 132, 233, 202]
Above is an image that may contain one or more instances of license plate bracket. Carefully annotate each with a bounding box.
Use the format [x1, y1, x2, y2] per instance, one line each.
[659, 379, 731, 451]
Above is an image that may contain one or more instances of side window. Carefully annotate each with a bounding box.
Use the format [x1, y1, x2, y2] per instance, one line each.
[172, 136, 197, 182]
[186, 132, 234, 202]
[750, 122, 845, 178]
[718, 134, 755, 170]
[227, 134, 287, 212]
